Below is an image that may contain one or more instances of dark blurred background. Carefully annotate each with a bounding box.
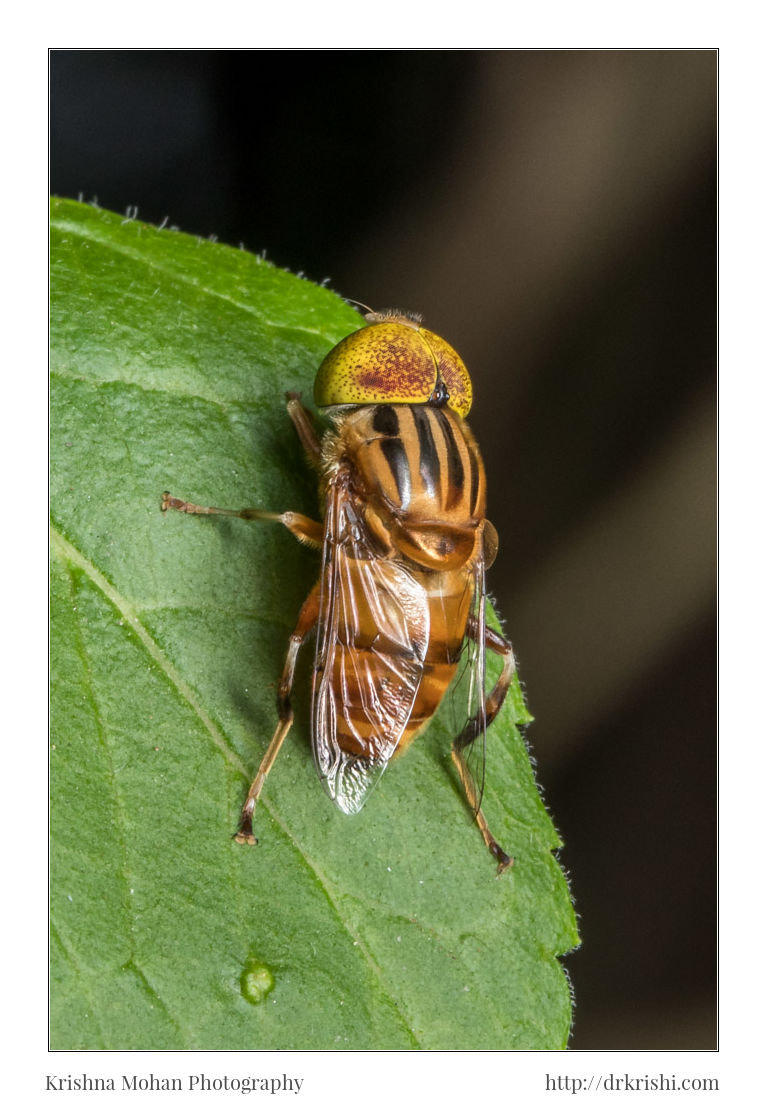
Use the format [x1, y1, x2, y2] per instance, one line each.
[50, 49, 716, 1049]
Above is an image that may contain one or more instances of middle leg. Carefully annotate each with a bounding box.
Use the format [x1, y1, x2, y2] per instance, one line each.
[161, 492, 323, 548]
[234, 581, 321, 844]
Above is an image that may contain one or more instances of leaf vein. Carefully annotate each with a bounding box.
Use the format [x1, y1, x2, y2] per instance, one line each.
[259, 807, 423, 1048]
[49, 367, 271, 410]
[122, 958, 184, 1038]
[51, 216, 340, 344]
[51, 924, 109, 1048]
[50, 524, 250, 780]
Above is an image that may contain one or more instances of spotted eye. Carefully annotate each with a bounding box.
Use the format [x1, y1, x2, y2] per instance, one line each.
[314, 316, 472, 418]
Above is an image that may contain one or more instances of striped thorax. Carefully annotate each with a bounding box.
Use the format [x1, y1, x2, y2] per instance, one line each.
[328, 401, 486, 571]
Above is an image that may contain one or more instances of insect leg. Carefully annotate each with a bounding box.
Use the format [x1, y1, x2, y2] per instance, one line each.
[285, 391, 322, 463]
[161, 492, 323, 547]
[451, 625, 516, 874]
[234, 581, 321, 845]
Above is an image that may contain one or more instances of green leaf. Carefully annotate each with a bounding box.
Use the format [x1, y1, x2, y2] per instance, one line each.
[50, 197, 578, 1050]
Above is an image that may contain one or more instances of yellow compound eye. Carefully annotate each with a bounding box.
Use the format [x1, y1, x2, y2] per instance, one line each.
[314, 316, 473, 418]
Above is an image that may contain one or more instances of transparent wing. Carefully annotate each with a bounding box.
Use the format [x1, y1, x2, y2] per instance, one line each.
[450, 556, 488, 815]
[312, 471, 430, 814]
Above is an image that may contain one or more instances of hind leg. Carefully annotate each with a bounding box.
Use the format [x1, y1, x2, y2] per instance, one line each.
[451, 626, 516, 874]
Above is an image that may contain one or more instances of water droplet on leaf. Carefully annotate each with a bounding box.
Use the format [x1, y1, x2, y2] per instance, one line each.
[240, 959, 275, 1005]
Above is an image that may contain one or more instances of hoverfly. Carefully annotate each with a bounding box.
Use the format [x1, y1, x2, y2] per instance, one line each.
[163, 311, 516, 872]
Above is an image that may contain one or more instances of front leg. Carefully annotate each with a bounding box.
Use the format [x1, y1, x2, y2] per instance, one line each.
[285, 391, 323, 463]
[162, 391, 325, 545]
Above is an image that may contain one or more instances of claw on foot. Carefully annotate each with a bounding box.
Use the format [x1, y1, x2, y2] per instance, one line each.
[161, 491, 193, 513]
[490, 841, 514, 875]
[234, 805, 258, 846]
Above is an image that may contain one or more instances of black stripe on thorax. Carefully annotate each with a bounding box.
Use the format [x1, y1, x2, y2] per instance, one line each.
[433, 407, 464, 506]
[412, 406, 440, 498]
[372, 404, 400, 437]
[379, 438, 411, 507]
[371, 405, 411, 508]
[468, 445, 480, 514]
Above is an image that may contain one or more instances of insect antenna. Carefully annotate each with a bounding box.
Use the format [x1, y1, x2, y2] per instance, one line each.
[345, 297, 377, 317]
[345, 298, 425, 328]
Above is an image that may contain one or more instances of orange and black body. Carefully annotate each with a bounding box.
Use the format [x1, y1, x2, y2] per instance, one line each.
[314, 403, 485, 778]
[162, 311, 516, 871]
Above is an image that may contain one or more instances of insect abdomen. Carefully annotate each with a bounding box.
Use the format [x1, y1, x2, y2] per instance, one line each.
[392, 565, 473, 755]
